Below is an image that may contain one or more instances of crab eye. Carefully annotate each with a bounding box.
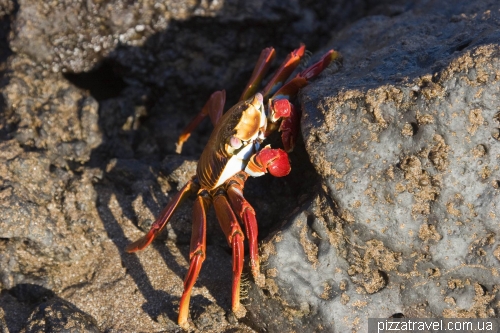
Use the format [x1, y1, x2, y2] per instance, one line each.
[229, 136, 242, 149]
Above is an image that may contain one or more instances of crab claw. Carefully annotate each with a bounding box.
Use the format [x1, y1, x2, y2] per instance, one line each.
[270, 98, 291, 122]
[279, 103, 301, 152]
[266, 99, 300, 152]
[245, 146, 291, 177]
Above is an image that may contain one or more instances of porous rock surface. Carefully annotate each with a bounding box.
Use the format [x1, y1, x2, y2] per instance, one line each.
[21, 298, 101, 333]
[2, 0, 499, 331]
[247, 0, 500, 332]
[0, 0, 394, 332]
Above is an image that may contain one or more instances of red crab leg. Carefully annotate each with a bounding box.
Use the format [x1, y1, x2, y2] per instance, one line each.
[176, 90, 226, 154]
[226, 173, 265, 286]
[239, 47, 276, 102]
[213, 191, 245, 313]
[270, 49, 339, 101]
[266, 49, 340, 151]
[261, 44, 306, 98]
[297, 49, 340, 80]
[269, 77, 307, 102]
[178, 192, 211, 327]
[125, 178, 199, 253]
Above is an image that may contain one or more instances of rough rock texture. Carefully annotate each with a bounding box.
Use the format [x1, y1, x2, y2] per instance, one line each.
[4, 57, 102, 165]
[3, 0, 499, 331]
[247, 0, 500, 331]
[21, 298, 100, 333]
[9, 0, 380, 73]
[0, 0, 395, 332]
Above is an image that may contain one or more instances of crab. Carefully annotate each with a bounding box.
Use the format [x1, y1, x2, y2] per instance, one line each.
[126, 44, 339, 328]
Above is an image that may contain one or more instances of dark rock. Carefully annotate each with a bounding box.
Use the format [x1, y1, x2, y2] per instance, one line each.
[8, 0, 372, 74]
[21, 298, 100, 333]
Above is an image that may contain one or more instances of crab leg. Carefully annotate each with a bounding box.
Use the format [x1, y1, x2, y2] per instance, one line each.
[239, 47, 276, 101]
[297, 49, 340, 80]
[125, 178, 199, 253]
[225, 173, 265, 286]
[270, 49, 339, 101]
[261, 44, 306, 98]
[265, 49, 340, 151]
[179, 191, 211, 327]
[213, 191, 245, 313]
[176, 90, 226, 154]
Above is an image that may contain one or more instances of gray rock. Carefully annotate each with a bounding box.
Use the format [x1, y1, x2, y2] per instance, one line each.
[248, 0, 500, 331]
[3, 58, 102, 166]
[0, 141, 105, 291]
[0, 308, 8, 333]
[8, 0, 371, 74]
[21, 298, 100, 333]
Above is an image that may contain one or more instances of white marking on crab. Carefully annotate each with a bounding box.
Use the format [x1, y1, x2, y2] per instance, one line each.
[214, 96, 268, 188]
[215, 141, 257, 188]
[259, 103, 267, 128]
[244, 167, 265, 178]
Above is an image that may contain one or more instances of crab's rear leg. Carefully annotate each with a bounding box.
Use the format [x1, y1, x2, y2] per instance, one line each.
[297, 49, 340, 79]
[261, 44, 306, 98]
[239, 47, 276, 102]
[176, 90, 226, 154]
[178, 191, 211, 328]
[225, 173, 265, 287]
[125, 178, 199, 252]
[271, 49, 340, 101]
[213, 191, 245, 315]
[267, 49, 341, 151]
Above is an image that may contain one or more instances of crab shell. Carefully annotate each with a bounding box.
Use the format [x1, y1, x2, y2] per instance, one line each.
[197, 93, 267, 190]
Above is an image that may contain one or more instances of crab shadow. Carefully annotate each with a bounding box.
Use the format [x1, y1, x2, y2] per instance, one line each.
[94, 180, 182, 322]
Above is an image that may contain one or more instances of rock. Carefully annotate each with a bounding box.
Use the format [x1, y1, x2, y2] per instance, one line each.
[3, 57, 102, 166]
[6, 0, 489, 331]
[8, 0, 370, 74]
[0, 307, 8, 333]
[247, 0, 500, 331]
[0, 139, 105, 292]
[21, 298, 100, 333]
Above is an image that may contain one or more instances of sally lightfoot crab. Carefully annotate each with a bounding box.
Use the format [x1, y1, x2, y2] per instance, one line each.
[126, 45, 339, 328]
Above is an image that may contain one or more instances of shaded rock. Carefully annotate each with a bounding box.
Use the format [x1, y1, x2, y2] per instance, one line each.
[7, 284, 55, 305]
[246, 0, 500, 331]
[21, 298, 100, 333]
[9, 0, 196, 73]
[8, 0, 372, 74]
[0, 291, 31, 333]
[0, 0, 15, 67]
